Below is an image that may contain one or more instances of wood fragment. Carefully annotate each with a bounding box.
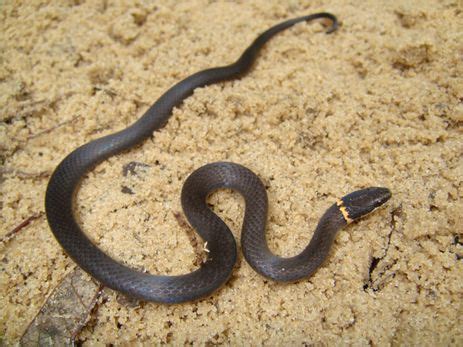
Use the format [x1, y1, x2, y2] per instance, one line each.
[20, 268, 104, 346]
[122, 161, 150, 177]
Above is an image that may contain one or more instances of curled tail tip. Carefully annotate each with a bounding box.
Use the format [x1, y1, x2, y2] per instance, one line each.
[337, 187, 391, 223]
[326, 22, 338, 34]
[310, 12, 338, 34]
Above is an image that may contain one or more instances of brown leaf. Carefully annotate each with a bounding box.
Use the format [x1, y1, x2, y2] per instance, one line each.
[20, 268, 103, 346]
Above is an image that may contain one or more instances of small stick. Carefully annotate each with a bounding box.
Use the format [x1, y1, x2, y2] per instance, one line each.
[1, 212, 44, 243]
[0, 167, 50, 179]
[28, 115, 80, 139]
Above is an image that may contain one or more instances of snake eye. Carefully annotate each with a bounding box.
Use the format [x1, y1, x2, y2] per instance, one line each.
[340, 187, 391, 221]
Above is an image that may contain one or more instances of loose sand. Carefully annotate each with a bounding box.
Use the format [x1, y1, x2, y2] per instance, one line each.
[1, 0, 462, 345]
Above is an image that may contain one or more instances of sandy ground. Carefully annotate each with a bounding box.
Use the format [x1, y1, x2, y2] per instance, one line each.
[1, 0, 462, 345]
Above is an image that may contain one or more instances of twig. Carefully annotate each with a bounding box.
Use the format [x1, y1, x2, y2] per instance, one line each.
[28, 115, 81, 139]
[363, 204, 402, 291]
[1, 212, 44, 244]
[0, 167, 51, 179]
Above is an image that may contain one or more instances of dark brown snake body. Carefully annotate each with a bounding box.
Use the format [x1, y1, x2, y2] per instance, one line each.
[45, 13, 391, 303]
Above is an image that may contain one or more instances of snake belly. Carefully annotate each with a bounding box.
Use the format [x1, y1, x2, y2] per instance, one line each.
[45, 13, 391, 303]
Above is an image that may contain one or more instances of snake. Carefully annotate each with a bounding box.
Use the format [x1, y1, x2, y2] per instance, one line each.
[45, 12, 391, 303]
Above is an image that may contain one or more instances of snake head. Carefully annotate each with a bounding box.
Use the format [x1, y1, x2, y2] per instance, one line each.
[338, 187, 391, 223]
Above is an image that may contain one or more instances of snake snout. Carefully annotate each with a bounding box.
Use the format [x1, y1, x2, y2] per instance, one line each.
[370, 187, 392, 208]
[340, 187, 391, 221]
